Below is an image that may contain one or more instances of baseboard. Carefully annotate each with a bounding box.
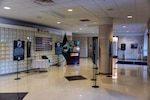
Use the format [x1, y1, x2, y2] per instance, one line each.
[0, 68, 39, 76]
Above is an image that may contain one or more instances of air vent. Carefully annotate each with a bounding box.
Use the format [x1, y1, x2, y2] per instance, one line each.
[80, 19, 90, 22]
[34, 0, 54, 5]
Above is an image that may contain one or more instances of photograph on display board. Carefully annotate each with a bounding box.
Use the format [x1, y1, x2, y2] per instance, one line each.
[13, 40, 25, 61]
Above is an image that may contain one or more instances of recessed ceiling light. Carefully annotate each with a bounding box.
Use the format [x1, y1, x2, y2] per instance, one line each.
[123, 25, 126, 28]
[4, 7, 11, 10]
[127, 15, 133, 19]
[79, 28, 82, 30]
[57, 22, 61, 24]
[68, 9, 73, 12]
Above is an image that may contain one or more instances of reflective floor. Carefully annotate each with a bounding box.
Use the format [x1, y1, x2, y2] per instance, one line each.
[0, 58, 150, 100]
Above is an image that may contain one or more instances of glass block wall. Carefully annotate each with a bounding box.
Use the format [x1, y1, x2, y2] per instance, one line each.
[0, 24, 64, 75]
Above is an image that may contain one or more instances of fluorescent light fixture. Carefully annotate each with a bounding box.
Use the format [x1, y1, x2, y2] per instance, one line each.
[127, 15, 132, 19]
[4, 7, 11, 10]
[68, 9, 73, 12]
[57, 22, 61, 24]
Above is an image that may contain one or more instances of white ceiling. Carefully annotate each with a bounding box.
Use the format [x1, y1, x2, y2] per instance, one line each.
[0, 0, 150, 36]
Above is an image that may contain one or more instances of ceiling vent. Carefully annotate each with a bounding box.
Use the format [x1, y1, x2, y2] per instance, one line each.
[34, 0, 54, 5]
[80, 19, 90, 22]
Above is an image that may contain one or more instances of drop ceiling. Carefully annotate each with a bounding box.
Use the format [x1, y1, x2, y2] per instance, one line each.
[0, 0, 150, 36]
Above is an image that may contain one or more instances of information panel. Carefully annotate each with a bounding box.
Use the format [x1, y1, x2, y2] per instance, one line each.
[55, 42, 62, 55]
[13, 40, 25, 61]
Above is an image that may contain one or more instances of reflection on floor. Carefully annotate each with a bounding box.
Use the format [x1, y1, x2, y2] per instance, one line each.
[0, 58, 149, 100]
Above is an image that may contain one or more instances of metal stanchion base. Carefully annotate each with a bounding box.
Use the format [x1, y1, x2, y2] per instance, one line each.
[14, 78, 21, 80]
[92, 85, 99, 88]
[91, 79, 96, 81]
[107, 75, 112, 77]
[25, 71, 30, 73]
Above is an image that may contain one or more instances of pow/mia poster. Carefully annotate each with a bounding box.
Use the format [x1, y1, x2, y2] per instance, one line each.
[55, 42, 62, 55]
[13, 40, 25, 61]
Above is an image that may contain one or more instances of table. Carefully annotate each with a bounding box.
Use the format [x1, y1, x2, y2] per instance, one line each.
[31, 59, 49, 72]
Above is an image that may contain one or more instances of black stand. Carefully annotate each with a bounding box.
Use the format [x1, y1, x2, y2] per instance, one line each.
[15, 59, 21, 80]
[92, 64, 99, 88]
[25, 58, 30, 73]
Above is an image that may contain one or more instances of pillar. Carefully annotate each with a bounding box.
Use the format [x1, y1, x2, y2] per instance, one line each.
[147, 17, 150, 73]
[99, 17, 113, 74]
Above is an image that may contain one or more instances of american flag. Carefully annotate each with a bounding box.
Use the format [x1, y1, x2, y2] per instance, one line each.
[35, 37, 52, 51]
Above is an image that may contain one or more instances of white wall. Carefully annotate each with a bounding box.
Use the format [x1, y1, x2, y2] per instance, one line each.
[118, 36, 144, 60]
[0, 23, 63, 75]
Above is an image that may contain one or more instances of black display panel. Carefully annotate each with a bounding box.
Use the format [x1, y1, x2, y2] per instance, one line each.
[92, 37, 98, 64]
[13, 40, 24, 61]
[131, 43, 138, 49]
[121, 43, 126, 50]
[27, 41, 31, 58]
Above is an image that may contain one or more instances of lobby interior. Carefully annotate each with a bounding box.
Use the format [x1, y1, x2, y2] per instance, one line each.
[0, 0, 150, 100]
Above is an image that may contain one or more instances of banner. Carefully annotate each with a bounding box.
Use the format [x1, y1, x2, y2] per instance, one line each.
[13, 40, 24, 61]
[62, 34, 70, 60]
[27, 41, 31, 58]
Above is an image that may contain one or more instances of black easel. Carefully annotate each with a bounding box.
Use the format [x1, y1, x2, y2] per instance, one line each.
[15, 57, 21, 80]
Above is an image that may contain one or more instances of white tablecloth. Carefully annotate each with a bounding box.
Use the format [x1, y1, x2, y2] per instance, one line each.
[31, 59, 49, 68]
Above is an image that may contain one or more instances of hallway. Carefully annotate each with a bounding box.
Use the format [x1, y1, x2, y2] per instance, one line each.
[0, 58, 149, 100]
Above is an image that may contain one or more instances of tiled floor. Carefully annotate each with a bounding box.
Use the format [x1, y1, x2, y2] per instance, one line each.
[0, 58, 150, 100]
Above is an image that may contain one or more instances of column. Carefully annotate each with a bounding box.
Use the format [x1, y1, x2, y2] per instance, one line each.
[147, 17, 150, 73]
[99, 17, 113, 74]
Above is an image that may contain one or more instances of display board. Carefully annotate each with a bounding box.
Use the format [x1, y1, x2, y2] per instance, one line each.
[13, 40, 25, 60]
[55, 42, 62, 54]
[121, 43, 126, 50]
[67, 41, 80, 65]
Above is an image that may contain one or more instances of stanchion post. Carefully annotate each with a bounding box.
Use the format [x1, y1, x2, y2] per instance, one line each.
[92, 64, 99, 88]
[25, 58, 30, 73]
[15, 57, 21, 80]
